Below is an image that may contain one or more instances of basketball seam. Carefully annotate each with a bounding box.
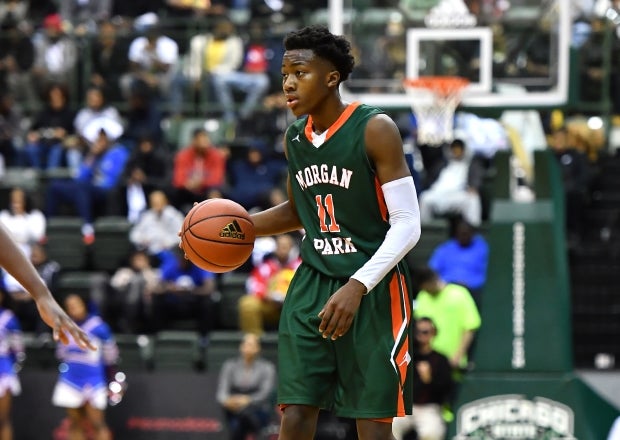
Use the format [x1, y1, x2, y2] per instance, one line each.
[185, 232, 254, 246]
[186, 215, 254, 229]
[182, 235, 243, 269]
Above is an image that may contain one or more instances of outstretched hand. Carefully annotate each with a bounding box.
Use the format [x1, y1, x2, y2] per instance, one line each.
[318, 279, 366, 340]
[36, 295, 96, 350]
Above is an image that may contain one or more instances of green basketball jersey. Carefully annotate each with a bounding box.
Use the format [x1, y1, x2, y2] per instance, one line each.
[286, 102, 392, 279]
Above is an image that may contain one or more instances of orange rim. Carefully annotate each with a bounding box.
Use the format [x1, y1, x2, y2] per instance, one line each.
[403, 76, 469, 97]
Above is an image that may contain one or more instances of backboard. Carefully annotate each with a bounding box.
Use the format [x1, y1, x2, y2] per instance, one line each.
[320, 0, 571, 109]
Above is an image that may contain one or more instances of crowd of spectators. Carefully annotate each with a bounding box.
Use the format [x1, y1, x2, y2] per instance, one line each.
[0, 0, 612, 354]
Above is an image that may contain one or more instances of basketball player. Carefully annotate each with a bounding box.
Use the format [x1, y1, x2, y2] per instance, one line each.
[249, 25, 421, 440]
[0, 223, 93, 350]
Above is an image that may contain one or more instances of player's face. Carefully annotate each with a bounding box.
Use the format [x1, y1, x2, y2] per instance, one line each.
[281, 49, 339, 117]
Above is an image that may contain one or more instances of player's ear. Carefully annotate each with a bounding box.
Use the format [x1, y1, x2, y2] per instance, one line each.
[327, 70, 340, 88]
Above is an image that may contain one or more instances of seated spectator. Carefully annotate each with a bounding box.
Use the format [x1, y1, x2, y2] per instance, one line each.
[239, 234, 301, 335]
[548, 126, 592, 245]
[113, 135, 170, 223]
[109, 249, 160, 334]
[2, 242, 61, 334]
[413, 266, 481, 375]
[428, 217, 489, 309]
[169, 16, 243, 118]
[0, 16, 37, 114]
[120, 81, 164, 150]
[150, 247, 216, 337]
[235, 93, 294, 154]
[88, 20, 130, 103]
[0, 187, 46, 257]
[419, 139, 484, 226]
[31, 14, 78, 96]
[392, 317, 454, 440]
[73, 85, 122, 141]
[129, 190, 184, 256]
[45, 128, 130, 244]
[211, 21, 271, 126]
[172, 128, 227, 212]
[121, 14, 179, 107]
[19, 83, 75, 169]
[58, 0, 112, 37]
[216, 333, 276, 440]
[0, 92, 22, 168]
[225, 144, 286, 212]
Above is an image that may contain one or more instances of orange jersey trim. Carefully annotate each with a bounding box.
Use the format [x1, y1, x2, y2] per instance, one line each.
[374, 177, 388, 222]
[304, 102, 362, 142]
[389, 272, 411, 417]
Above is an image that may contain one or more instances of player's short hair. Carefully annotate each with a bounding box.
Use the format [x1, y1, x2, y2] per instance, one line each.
[284, 25, 355, 83]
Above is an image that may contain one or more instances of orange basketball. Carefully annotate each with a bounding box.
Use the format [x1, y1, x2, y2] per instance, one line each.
[181, 199, 255, 273]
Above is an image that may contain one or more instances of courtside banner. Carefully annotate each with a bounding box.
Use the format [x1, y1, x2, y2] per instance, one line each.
[448, 373, 620, 440]
[15, 371, 226, 440]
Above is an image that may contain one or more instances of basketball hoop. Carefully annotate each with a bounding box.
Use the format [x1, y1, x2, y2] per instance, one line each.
[403, 76, 469, 146]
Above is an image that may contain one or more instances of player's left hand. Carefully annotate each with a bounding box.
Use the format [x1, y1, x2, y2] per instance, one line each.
[318, 279, 366, 340]
[36, 295, 96, 350]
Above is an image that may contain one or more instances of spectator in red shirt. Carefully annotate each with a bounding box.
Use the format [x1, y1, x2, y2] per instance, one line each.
[238, 233, 301, 335]
[172, 127, 227, 212]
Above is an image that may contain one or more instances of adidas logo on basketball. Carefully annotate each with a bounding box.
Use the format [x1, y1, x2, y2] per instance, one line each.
[220, 220, 245, 240]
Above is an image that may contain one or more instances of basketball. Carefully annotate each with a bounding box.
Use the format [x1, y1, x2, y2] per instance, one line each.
[180, 199, 255, 273]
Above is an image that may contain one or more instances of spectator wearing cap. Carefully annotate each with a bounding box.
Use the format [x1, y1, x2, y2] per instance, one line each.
[32, 13, 78, 96]
[45, 126, 130, 244]
[121, 13, 179, 107]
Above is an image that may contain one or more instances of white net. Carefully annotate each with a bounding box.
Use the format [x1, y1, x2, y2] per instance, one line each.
[404, 77, 468, 146]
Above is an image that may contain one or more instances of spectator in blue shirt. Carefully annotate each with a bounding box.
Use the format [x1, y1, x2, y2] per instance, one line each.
[428, 218, 489, 311]
[225, 144, 286, 212]
[45, 128, 129, 244]
[149, 247, 216, 337]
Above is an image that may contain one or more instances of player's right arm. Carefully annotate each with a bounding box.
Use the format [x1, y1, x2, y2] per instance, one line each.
[250, 132, 302, 236]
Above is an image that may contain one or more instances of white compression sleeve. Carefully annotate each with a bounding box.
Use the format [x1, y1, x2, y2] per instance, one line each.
[351, 176, 421, 292]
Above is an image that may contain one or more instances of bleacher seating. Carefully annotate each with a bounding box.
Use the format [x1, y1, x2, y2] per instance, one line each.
[21, 332, 56, 370]
[45, 217, 88, 271]
[217, 271, 249, 330]
[114, 333, 154, 372]
[152, 330, 203, 372]
[91, 216, 133, 273]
